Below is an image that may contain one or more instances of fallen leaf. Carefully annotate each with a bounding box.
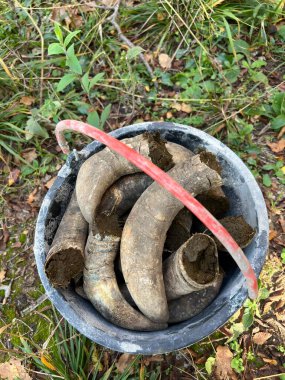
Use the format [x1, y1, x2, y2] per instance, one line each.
[72, 15, 83, 28]
[158, 53, 172, 69]
[279, 216, 285, 233]
[278, 126, 285, 139]
[0, 270, 6, 282]
[7, 168, 20, 186]
[263, 301, 273, 314]
[143, 355, 164, 366]
[269, 230, 278, 240]
[27, 188, 38, 204]
[116, 354, 135, 374]
[41, 354, 56, 371]
[276, 299, 285, 310]
[0, 358, 31, 380]
[0, 223, 10, 251]
[253, 332, 272, 345]
[267, 139, 285, 153]
[262, 358, 278, 365]
[12, 241, 22, 248]
[20, 96, 35, 106]
[22, 148, 37, 163]
[45, 176, 57, 189]
[181, 103, 192, 113]
[214, 346, 238, 380]
[171, 103, 182, 111]
[212, 123, 226, 135]
[144, 53, 153, 63]
[2, 223, 9, 244]
[166, 111, 173, 119]
[51, 6, 72, 27]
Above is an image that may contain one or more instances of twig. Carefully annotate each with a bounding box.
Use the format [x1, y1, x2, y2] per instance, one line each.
[107, 0, 155, 79]
[21, 294, 48, 316]
[254, 374, 285, 380]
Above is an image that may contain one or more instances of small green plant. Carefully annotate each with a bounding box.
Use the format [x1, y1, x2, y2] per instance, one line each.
[48, 24, 105, 94]
[246, 349, 255, 362]
[230, 341, 245, 374]
[242, 59, 268, 86]
[205, 356, 216, 375]
[270, 92, 285, 131]
[263, 160, 285, 186]
[231, 356, 244, 374]
[228, 118, 254, 147]
[281, 249, 285, 265]
[47, 23, 111, 130]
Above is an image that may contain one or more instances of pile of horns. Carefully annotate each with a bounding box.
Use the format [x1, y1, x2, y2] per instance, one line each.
[45, 132, 255, 331]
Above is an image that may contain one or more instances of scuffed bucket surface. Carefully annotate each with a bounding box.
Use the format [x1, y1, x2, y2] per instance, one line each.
[34, 122, 269, 354]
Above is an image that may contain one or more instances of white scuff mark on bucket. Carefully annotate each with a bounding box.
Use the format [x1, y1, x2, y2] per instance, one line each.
[58, 165, 72, 178]
[40, 196, 51, 212]
[228, 288, 245, 314]
[120, 342, 142, 353]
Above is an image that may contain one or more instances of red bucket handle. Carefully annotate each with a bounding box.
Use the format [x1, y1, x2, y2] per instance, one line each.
[55, 120, 258, 299]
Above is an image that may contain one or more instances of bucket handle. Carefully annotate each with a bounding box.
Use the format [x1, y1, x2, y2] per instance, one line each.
[55, 120, 258, 299]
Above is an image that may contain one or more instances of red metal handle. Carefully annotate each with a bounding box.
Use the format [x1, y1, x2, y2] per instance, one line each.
[55, 120, 258, 299]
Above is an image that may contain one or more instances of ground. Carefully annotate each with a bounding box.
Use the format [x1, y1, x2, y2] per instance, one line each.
[0, 1, 285, 379]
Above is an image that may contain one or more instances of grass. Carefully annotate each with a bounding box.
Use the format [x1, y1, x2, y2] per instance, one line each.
[0, 0, 285, 378]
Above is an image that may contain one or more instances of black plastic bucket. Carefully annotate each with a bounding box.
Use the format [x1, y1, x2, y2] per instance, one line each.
[34, 122, 269, 354]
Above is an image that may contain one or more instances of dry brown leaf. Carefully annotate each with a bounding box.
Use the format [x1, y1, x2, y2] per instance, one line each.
[7, 168, 20, 186]
[116, 354, 135, 374]
[214, 346, 237, 380]
[144, 53, 153, 63]
[267, 139, 285, 153]
[22, 148, 37, 163]
[279, 216, 285, 233]
[72, 15, 83, 28]
[12, 241, 22, 248]
[181, 103, 192, 113]
[171, 103, 182, 111]
[262, 358, 278, 365]
[27, 188, 38, 204]
[0, 270, 6, 283]
[278, 126, 285, 139]
[212, 123, 226, 135]
[253, 332, 272, 345]
[3, 224, 9, 244]
[143, 355, 164, 366]
[40, 354, 56, 371]
[20, 96, 35, 106]
[263, 301, 273, 314]
[158, 53, 172, 69]
[0, 358, 32, 380]
[269, 230, 278, 240]
[45, 176, 57, 189]
[276, 299, 285, 310]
